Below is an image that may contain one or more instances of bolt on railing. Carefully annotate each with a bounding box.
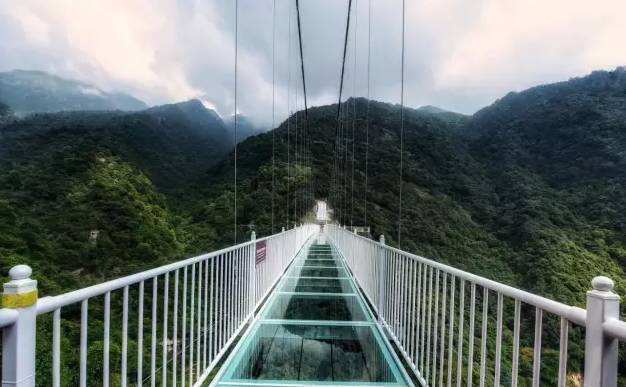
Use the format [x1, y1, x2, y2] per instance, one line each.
[327, 224, 625, 387]
[0, 224, 318, 387]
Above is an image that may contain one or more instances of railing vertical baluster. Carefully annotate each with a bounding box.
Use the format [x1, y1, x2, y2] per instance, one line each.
[479, 288, 488, 387]
[210, 257, 215, 361]
[494, 292, 503, 386]
[447, 276, 456, 387]
[415, 262, 422, 367]
[173, 270, 179, 387]
[467, 283, 476, 387]
[250, 232, 257, 314]
[151, 276, 158, 387]
[431, 269, 440, 386]
[225, 252, 231, 342]
[137, 281, 144, 386]
[217, 254, 222, 356]
[426, 266, 434, 382]
[80, 299, 88, 387]
[415, 263, 428, 374]
[220, 252, 226, 349]
[162, 272, 169, 387]
[103, 291, 111, 387]
[408, 258, 416, 363]
[235, 249, 241, 329]
[438, 272, 448, 387]
[377, 235, 386, 325]
[53, 308, 61, 387]
[189, 263, 195, 384]
[456, 280, 465, 387]
[557, 317, 569, 387]
[121, 286, 129, 387]
[401, 255, 408, 347]
[419, 262, 427, 372]
[391, 252, 397, 336]
[196, 261, 202, 379]
[511, 299, 521, 387]
[181, 267, 187, 385]
[230, 250, 236, 336]
[532, 308, 543, 387]
[203, 259, 209, 369]
[410, 258, 418, 364]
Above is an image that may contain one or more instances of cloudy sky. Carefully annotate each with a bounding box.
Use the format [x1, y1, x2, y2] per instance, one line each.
[1, 0, 625, 126]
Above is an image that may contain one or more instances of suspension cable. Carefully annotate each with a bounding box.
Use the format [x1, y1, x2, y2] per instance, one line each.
[234, 0, 239, 243]
[398, 0, 406, 246]
[364, 0, 372, 227]
[271, 0, 276, 233]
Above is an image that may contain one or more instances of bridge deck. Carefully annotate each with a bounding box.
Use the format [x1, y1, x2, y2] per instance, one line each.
[213, 235, 412, 386]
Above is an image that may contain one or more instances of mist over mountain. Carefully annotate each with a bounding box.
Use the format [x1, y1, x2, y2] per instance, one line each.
[0, 70, 147, 115]
[225, 114, 265, 143]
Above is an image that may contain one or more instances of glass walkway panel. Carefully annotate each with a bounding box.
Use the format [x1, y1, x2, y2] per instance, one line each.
[213, 236, 413, 386]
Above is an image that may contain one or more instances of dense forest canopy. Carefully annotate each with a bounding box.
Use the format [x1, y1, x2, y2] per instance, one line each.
[0, 67, 625, 385]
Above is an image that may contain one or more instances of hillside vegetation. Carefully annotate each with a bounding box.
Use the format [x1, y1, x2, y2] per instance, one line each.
[0, 68, 625, 385]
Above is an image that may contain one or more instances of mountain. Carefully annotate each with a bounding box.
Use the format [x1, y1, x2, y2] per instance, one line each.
[415, 104, 469, 125]
[1, 67, 625, 384]
[225, 114, 264, 142]
[0, 70, 147, 115]
[197, 70, 626, 383]
[0, 100, 12, 125]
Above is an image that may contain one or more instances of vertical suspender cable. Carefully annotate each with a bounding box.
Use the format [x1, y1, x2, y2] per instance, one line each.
[336, 0, 353, 225]
[397, 0, 406, 246]
[294, 82, 298, 222]
[364, 0, 372, 227]
[271, 0, 276, 233]
[233, 0, 239, 243]
[350, 0, 358, 228]
[286, 1, 292, 227]
[295, 0, 309, 219]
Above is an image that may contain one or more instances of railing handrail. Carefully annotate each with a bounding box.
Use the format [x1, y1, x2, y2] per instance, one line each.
[35, 228, 295, 315]
[327, 224, 625, 387]
[334, 225, 589, 326]
[0, 223, 318, 387]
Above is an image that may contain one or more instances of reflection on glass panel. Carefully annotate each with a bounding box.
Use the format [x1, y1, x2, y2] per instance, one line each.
[281, 277, 354, 294]
[289, 266, 348, 278]
[265, 294, 367, 321]
[294, 258, 342, 267]
[226, 324, 397, 383]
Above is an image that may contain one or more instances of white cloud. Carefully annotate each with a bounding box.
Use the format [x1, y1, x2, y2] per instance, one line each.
[1, 0, 625, 123]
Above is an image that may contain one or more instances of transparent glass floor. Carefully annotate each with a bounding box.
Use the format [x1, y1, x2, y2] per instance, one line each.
[213, 237, 412, 386]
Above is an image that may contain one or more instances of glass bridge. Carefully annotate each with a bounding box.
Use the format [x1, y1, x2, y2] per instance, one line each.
[213, 236, 413, 386]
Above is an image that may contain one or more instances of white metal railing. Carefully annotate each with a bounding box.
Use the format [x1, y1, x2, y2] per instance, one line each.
[0, 223, 318, 386]
[327, 224, 625, 387]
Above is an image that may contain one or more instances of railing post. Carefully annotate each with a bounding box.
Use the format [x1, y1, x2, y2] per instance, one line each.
[249, 231, 257, 314]
[584, 276, 619, 387]
[377, 235, 387, 324]
[2, 265, 38, 387]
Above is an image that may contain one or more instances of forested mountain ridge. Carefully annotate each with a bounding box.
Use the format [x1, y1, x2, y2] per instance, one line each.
[1, 67, 625, 384]
[0, 70, 147, 115]
[0, 99, 237, 293]
[209, 68, 626, 308]
[0, 67, 624, 307]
